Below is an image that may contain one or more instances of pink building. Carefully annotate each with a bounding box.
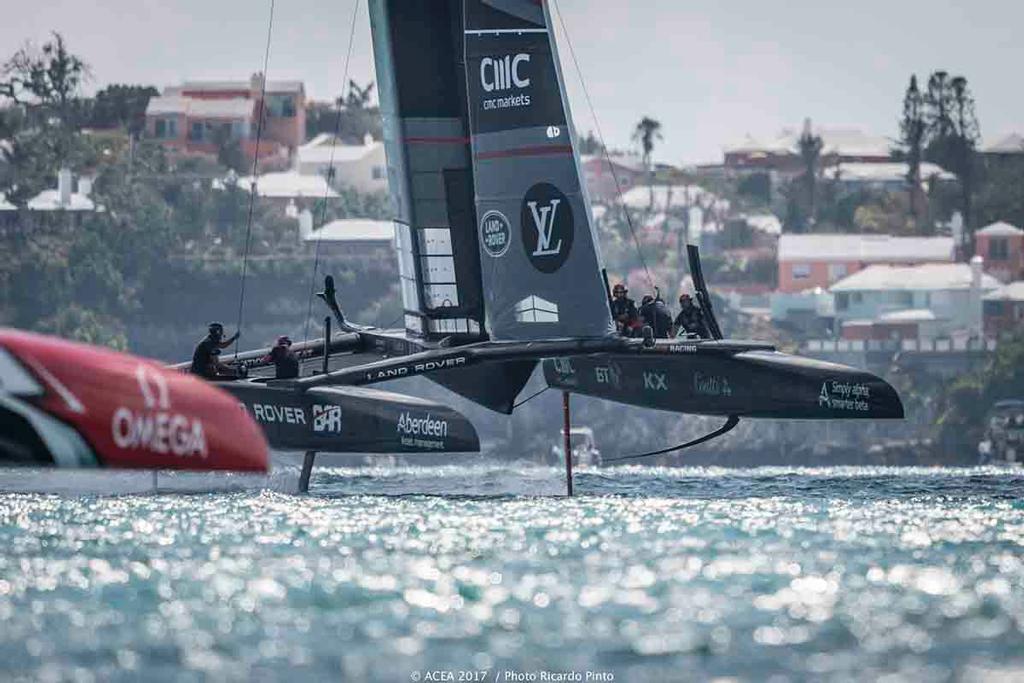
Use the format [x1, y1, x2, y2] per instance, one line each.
[777, 233, 955, 293]
[974, 221, 1024, 283]
[144, 74, 305, 166]
[580, 154, 646, 204]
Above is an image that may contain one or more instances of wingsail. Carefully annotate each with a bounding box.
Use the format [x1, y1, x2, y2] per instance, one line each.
[463, 0, 614, 340]
[369, 0, 486, 340]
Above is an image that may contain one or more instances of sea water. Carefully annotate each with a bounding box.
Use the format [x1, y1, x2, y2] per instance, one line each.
[0, 465, 1022, 682]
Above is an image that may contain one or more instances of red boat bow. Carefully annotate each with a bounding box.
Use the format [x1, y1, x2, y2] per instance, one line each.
[0, 329, 269, 472]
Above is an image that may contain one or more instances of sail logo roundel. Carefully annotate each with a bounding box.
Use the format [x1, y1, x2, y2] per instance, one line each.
[521, 183, 573, 273]
[480, 210, 512, 258]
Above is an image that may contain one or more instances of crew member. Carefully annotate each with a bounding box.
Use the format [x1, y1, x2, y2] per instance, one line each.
[674, 293, 710, 339]
[639, 294, 673, 339]
[610, 283, 640, 336]
[262, 335, 300, 379]
[190, 322, 242, 379]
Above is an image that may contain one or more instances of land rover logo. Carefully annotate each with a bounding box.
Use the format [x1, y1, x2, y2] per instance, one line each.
[480, 210, 511, 258]
[520, 183, 573, 273]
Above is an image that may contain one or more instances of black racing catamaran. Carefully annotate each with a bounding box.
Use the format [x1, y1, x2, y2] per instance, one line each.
[176, 0, 903, 489]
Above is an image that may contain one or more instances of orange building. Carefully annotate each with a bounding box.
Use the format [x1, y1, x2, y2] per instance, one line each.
[974, 222, 1024, 283]
[144, 74, 305, 167]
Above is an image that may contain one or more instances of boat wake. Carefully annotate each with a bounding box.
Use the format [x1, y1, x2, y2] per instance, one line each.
[0, 465, 300, 495]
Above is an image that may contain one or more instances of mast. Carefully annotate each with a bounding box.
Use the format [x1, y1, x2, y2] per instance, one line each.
[368, 0, 486, 341]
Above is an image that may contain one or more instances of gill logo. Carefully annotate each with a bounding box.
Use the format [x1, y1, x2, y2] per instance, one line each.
[527, 199, 563, 256]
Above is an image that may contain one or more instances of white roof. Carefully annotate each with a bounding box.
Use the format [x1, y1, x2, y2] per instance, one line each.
[743, 213, 782, 235]
[983, 281, 1024, 302]
[831, 263, 1001, 292]
[26, 189, 96, 212]
[182, 79, 303, 94]
[0, 193, 15, 211]
[581, 153, 646, 173]
[779, 233, 954, 262]
[235, 171, 339, 199]
[877, 308, 938, 323]
[146, 96, 253, 119]
[976, 221, 1024, 237]
[619, 184, 722, 211]
[297, 137, 382, 164]
[832, 161, 954, 183]
[726, 126, 892, 158]
[306, 218, 394, 243]
[983, 133, 1024, 154]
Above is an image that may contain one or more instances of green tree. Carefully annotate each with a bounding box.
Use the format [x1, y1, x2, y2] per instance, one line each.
[923, 71, 980, 234]
[90, 84, 158, 134]
[783, 118, 824, 232]
[934, 335, 1024, 456]
[632, 116, 662, 207]
[577, 130, 604, 155]
[899, 75, 926, 227]
[0, 32, 89, 128]
[340, 80, 374, 109]
[0, 32, 93, 205]
[306, 80, 382, 144]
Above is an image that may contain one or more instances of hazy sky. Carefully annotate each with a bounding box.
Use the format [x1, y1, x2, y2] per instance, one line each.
[4, 1, 1022, 164]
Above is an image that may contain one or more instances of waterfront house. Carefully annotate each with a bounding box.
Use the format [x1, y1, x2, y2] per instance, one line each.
[777, 233, 955, 293]
[295, 134, 387, 194]
[983, 281, 1024, 337]
[830, 258, 1000, 340]
[974, 221, 1024, 283]
[145, 74, 305, 167]
[580, 154, 646, 203]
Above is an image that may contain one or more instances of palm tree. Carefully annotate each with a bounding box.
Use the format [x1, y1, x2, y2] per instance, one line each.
[797, 117, 823, 227]
[632, 116, 663, 207]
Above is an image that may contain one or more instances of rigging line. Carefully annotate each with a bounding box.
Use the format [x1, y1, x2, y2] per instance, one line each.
[512, 385, 549, 409]
[233, 0, 277, 358]
[604, 415, 740, 463]
[550, 0, 655, 292]
[301, 0, 362, 348]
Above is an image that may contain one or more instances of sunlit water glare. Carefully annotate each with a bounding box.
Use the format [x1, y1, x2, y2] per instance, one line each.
[1, 465, 1023, 682]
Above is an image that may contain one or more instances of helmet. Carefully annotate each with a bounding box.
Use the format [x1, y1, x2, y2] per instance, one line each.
[276, 335, 292, 346]
[209, 322, 224, 334]
[612, 283, 627, 295]
[640, 295, 654, 306]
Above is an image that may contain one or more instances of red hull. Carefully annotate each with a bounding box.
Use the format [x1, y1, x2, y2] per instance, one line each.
[0, 329, 268, 472]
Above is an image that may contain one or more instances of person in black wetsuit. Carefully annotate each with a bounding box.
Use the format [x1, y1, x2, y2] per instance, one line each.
[610, 283, 640, 336]
[190, 322, 241, 379]
[262, 335, 300, 379]
[674, 293, 710, 338]
[639, 294, 673, 339]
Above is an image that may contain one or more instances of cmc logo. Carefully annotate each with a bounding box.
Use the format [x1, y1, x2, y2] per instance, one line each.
[480, 53, 530, 92]
[111, 365, 207, 458]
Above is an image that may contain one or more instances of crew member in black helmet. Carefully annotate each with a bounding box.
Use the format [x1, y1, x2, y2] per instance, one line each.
[610, 282, 640, 336]
[674, 293, 710, 339]
[639, 294, 673, 339]
[262, 335, 300, 379]
[190, 322, 241, 379]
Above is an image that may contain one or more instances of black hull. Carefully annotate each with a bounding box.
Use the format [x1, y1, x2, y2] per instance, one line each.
[543, 347, 904, 420]
[222, 382, 480, 454]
